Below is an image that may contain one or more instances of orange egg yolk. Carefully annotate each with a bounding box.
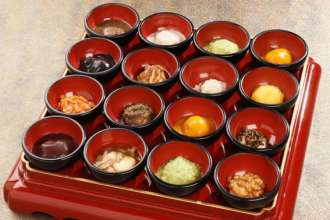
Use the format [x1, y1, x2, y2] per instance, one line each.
[182, 115, 211, 137]
[264, 48, 292, 65]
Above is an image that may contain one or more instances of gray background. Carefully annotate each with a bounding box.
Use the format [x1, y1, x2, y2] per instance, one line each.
[0, 0, 329, 219]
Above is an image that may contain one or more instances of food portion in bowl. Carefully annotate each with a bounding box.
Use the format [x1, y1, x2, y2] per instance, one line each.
[156, 156, 201, 185]
[46, 75, 105, 120]
[93, 143, 140, 173]
[204, 38, 240, 55]
[228, 171, 265, 199]
[173, 115, 216, 138]
[250, 29, 308, 70]
[84, 128, 147, 183]
[79, 53, 116, 73]
[104, 86, 165, 132]
[226, 107, 289, 155]
[214, 152, 281, 210]
[23, 116, 86, 170]
[85, 3, 139, 43]
[193, 78, 226, 94]
[263, 48, 293, 65]
[250, 84, 285, 105]
[165, 96, 226, 142]
[94, 19, 132, 36]
[122, 48, 179, 89]
[237, 128, 271, 149]
[32, 133, 78, 159]
[180, 56, 239, 99]
[147, 27, 186, 46]
[147, 140, 212, 196]
[120, 103, 155, 126]
[194, 21, 250, 61]
[57, 91, 96, 114]
[239, 66, 299, 111]
[136, 64, 169, 84]
[66, 38, 123, 78]
[138, 12, 193, 50]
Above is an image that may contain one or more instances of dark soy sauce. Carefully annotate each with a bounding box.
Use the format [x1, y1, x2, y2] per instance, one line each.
[32, 133, 77, 159]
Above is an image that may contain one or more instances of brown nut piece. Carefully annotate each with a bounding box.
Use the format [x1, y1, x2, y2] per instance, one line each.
[228, 171, 265, 198]
[136, 64, 169, 84]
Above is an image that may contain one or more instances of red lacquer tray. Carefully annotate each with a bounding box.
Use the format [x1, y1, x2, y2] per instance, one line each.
[3, 32, 321, 220]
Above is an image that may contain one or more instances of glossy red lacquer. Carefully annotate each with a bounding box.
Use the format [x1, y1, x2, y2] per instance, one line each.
[194, 21, 250, 51]
[180, 56, 238, 91]
[139, 12, 193, 41]
[46, 75, 104, 112]
[85, 3, 139, 31]
[251, 29, 307, 63]
[24, 117, 84, 152]
[85, 128, 146, 163]
[148, 141, 211, 175]
[104, 86, 164, 122]
[216, 153, 279, 192]
[67, 38, 122, 69]
[122, 48, 179, 79]
[228, 107, 288, 145]
[240, 67, 299, 102]
[165, 96, 225, 129]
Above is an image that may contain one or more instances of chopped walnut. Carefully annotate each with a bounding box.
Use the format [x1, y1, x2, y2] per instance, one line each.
[228, 171, 265, 198]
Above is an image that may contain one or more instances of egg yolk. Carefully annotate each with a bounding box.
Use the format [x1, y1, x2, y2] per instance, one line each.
[251, 85, 285, 105]
[264, 48, 292, 65]
[182, 115, 211, 137]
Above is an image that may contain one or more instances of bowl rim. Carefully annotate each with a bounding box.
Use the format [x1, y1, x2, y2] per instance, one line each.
[103, 85, 166, 130]
[179, 56, 240, 98]
[138, 12, 194, 49]
[22, 115, 86, 162]
[214, 152, 281, 202]
[193, 20, 251, 58]
[164, 96, 227, 142]
[83, 127, 148, 175]
[84, 2, 140, 39]
[238, 66, 300, 109]
[226, 107, 290, 153]
[65, 37, 124, 76]
[146, 139, 213, 188]
[44, 74, 106, 118]
[121, 47, 180, 87]
[250, 29, 309, 68]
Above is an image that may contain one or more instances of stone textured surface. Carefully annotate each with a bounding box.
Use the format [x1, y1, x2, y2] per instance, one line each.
[0, 0, 329, 219]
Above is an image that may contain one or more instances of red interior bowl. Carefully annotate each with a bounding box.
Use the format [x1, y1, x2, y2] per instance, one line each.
[194, 21, 250, 57]
[164, 96, 226, 141]
[83, 128, 147, 183]
[66, 37, 123, 76]
[104, 85, 165, 129]
[85, 3, 139, 38]
[251, 29, 308, 68]
[227, 107, 289, 153]
[148, 140, 212, 181]
[239, 67, 299, 110]
[23, 116, 85, 159]
[214, 153, 281, 198]
[138, 12, 194, 48]
[85, 128, 147, 165]
[45, 75, 105, 117]
[180, 56, 239, 97]
[122, 48, 179, 86]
